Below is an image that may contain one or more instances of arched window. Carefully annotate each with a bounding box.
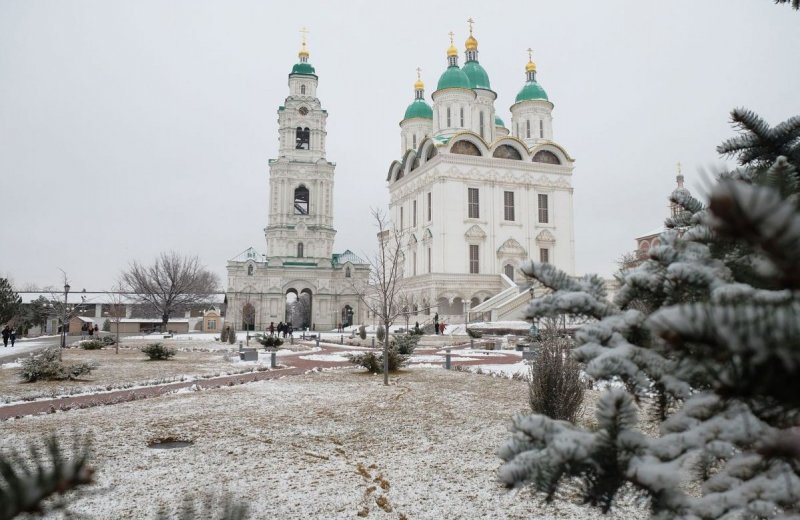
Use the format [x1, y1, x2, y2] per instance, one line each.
[479, 112, 484, 138]
[539, 119, 544, 138]
[460, 107, 464, 127]
[247, 264, 254, 276]
[493, 145, 522, 160]
[451, 140, 481, 156]
[300, 84, 306, 95]
[526, 120, 531, 138]
[294, 185, 309, 214]
[345, 267, 351, 278]
[295, 127, 310, 149]
[446, 107, 451, 127]
[412, 134, 417, 149]
[532, 150, 561, 165]
[297, 242, 304, 258]
[504, 264, 514, 280]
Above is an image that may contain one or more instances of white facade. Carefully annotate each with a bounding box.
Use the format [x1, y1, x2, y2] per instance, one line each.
[226, 44, 369, 331]
[387, 30, 576, 320]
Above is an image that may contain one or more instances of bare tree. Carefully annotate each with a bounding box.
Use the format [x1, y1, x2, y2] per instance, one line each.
[120, 252, 219, 333]
[353, 209, 406, 386]
[105, 283, 127, 354]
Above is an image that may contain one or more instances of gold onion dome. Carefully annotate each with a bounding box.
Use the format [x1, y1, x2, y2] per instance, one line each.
[298, 42, 309, 59]
[414, 77, 425, 90]
[465, 34, 478, 51]
[447, 43, 458, 57]
[526, 59, 536, 73]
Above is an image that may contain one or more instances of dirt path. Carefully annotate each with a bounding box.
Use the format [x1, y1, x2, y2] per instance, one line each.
[0, 340, 521, 420]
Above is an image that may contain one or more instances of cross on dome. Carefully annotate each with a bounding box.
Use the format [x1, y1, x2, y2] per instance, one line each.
[465, 17, 478, 51]
[298, 26, 310, 60]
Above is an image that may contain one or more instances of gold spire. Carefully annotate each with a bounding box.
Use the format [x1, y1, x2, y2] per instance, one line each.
[298, 26, 310, 59]
[465, 17, 478, 51]
[414, 67, 424, 91]
[447, 31, 458, 57]
[525, 48, 537, 73]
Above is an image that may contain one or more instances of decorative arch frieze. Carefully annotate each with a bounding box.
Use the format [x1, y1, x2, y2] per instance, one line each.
[464, 225, 487, 240]
[535, 229, 556, 244]
[497, 238, 527, 257]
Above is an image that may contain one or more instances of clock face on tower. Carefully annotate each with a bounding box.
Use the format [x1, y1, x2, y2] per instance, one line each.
[299, 106, 309, 116]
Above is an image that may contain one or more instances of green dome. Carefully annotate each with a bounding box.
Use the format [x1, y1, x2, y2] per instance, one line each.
[291, 62, 316, 75]
[436, 66, 471, 91]
[403, 99, 433, 120]
[495, 115, 505, 127]
[462, 60, 491, 90]
[515, 80, 549, 103]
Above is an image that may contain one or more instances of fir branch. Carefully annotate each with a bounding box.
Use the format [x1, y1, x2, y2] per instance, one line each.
[0, 436, 94, 520]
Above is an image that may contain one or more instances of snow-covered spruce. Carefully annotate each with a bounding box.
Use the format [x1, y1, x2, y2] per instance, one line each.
[498, 109, 800, 518]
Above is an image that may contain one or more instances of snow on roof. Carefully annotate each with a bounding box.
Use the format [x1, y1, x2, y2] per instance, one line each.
[229, 247, 266, 263]
[119, 318, 190, 323]
[17, 292, 225, 305]
[332, 249, 367, 266]
[635, 227, 664, 241]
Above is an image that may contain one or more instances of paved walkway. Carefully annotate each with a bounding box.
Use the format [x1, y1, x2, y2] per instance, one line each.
[0, 339, 522, 421]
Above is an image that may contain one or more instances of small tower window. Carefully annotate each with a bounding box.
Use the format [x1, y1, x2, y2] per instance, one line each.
[447, 107, 451, 127]
[297, 242, 304, 258]
[526, 120, 531, 138]
[412, 134, 417, 149]
[504, 264, 514, 280]
[460, 107, 464, 127]
[345, 266, 351, 278]
[479, 112, 484, 139]
[296, 127, 310, 149]
[540, 119, 544, 138]
[247, 264, 254, 276]
[294, 185, 310, 214]
[300, 84, 306, 95]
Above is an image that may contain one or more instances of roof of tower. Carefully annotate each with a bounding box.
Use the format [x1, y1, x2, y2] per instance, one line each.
[462, 60, 491, 90]
[404, 99, 433, 120]
[291, 62, 316, 75]
[495, 115, 505, 127]
[515, 80, 548, 102]
[437, 66, 471, 90]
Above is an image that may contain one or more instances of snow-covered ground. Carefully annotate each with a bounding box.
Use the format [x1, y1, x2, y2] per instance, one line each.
[2, 369, 645, 519]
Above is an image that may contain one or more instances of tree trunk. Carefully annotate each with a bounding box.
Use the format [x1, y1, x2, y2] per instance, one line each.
[162, 313, 169, 333]
[383, 320, 390, 386]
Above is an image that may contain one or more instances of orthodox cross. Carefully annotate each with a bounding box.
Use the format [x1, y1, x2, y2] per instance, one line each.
[467, 17, 474, 34]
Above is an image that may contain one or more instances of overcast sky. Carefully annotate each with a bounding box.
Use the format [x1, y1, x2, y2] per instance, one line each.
[1, 0, 798, 291]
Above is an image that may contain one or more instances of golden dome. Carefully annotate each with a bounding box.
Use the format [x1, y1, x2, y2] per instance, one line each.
[447, 44, 458, 57]
[525, 59, 537, 73]
[465, 34, 478, 51]
[414, 75, 425, 90]
[298, 42, 309, 59]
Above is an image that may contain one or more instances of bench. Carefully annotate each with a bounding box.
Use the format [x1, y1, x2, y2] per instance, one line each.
[239, 348, 258, 362]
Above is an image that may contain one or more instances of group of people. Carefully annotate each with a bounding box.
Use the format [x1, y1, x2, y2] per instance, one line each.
[268, 321, 293, 338]
[2, 325, 17, 347]
[432, 313, 447, 335]
[80, 322, 99, 338]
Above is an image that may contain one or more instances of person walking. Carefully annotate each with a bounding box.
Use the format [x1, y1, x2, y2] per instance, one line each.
[93, 324, 99, 335]
[9, 328, 16, 347]
[269, 322, 275, 336]
[2, 325, 10, 347]
[87, 324, 94, 337]
[433, 313, 439, 335]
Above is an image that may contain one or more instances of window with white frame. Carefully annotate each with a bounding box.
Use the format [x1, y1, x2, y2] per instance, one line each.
[540, 248, 550, 263]
[539, 119, 544, 138]
[526, 119, 531, 138]
[412, 134, 417, 149]
[460, 107, 464, 127]
[469, 244, 479, 274]
[538, 194, 549, 223]
[412, 200, 417, 227]
[400, 206, 404, 229]
[208, 319, 216, 330]
[479, 112, 484, 139]
[427, 192, 432, 221]
[468, 188, 479, 219]
[504, 264, 514, 280]
[413, 251, 417, 276]
[447, 107, 451, 127]
[503, 191, 515, 221]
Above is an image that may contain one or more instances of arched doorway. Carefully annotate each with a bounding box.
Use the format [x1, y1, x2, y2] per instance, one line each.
[242, 303, 255, 331]
[341, 305, 354, 327]
[285, 289, 298, 325]
[298, 289, 313, 329]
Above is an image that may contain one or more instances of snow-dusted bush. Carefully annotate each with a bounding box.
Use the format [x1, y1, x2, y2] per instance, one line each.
[228, 328, 236, 345]
[102, 336, 115, 346]
[348, 349, 407, 373]
[527, 333, 584, 423]
[141, 343, 176, 360]
[102, 318, 111, 332]
[255, 334, 283, 350]
[220, 327, 229, 343]
[80, 339, 103, 350]
[359, 325, 367, 340]
[466, 328, 483, 339]
[391, 334, 419, 355]
[498, 109, 800, 518]
[376, 325, 386, 343]
[19, 348, 96, 382]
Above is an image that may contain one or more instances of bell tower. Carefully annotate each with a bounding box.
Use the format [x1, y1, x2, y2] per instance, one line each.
[265, 30, 336, 261]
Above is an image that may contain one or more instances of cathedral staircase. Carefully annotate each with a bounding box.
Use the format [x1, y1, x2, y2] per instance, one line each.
[468, 274, 534, 323]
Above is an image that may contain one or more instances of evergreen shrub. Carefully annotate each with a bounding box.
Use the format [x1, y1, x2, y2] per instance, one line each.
[102, 319, 111, 332]
[256, 334, 283, 350]
[376, 325, 386, 342]
[141, 343, 176, 360]
[527, 333, 584, 423]
[347, 348, 407, 373]
[359, 325, 367, 340]
[19, 348, 96, 382]
[80, 340, 104, 350]
[391, 334, 419, 355]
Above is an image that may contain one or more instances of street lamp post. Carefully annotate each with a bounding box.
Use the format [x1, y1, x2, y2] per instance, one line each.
[60, 283, 70, 355]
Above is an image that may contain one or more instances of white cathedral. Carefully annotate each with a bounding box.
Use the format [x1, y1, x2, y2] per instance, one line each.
[386, 23, 576, 322]
[225, 39, 369, 332]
